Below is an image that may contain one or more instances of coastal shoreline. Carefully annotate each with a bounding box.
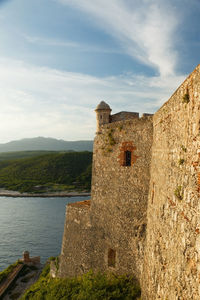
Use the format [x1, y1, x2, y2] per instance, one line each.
[0, 189, 91, 198]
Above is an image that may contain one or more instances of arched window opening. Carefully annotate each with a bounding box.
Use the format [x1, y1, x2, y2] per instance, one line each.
[108, 248, 116, 267]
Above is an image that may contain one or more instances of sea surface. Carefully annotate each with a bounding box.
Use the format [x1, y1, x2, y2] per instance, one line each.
[0, 196, 89, 271]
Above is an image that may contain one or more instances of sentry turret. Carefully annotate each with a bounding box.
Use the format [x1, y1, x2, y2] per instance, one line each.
[95, 101, 111, 133]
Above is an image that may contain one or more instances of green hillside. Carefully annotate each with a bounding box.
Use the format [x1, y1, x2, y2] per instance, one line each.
[0, 151, 92, 193]
[0, 150, 66, 161]
[0, 137, 93, 152]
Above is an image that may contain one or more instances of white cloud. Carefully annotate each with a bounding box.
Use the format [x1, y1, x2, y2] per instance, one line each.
[0, 58, 185, 143]
[57, 0, 179, 76]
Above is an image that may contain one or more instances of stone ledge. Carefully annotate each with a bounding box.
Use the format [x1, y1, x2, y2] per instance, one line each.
[68, 200, 91, 209]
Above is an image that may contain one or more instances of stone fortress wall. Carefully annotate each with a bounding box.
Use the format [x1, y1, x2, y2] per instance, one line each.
[90, 113, 153, 279]
[58, 107, 153, 280]
[57, 64, 200, 300]
[143, 65, 200, 300]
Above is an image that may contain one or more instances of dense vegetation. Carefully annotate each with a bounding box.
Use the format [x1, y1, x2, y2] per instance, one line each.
[0, 260, 22, 285]
[21, 264, 141, 300]
[0, 151, 92, 193]
[0, 151, 62, 161]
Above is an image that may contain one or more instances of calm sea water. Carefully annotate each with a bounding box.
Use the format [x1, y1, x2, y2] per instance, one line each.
[0, 196, 89, 271]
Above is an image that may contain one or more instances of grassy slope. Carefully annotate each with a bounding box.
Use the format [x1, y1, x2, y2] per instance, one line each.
[20, 265, 141, 300]
[0, 152, 92, 193]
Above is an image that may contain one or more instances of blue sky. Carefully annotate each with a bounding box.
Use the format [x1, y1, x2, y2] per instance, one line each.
[0, 0, 199, 142]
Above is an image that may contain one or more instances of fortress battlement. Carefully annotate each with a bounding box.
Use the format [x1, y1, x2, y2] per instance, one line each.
[57, 64, 200, 300]
[95, 100, 153, 133]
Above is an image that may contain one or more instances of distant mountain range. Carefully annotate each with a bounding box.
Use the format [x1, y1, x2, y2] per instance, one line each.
[0, 137, 93, 152]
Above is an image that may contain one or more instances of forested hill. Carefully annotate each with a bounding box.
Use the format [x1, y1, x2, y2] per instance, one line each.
[0, 137, 93, 152]
[0, 151, 92, 193]
[0, 151, 62, 161]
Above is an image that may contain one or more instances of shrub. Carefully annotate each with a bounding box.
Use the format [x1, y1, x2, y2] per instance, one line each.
[181, 145, 187, 152]
[174, 186, 183, 201]
[178, 159, 185, 165]
[182, 93, 190, 104]
[21, 269, 141, 300]
[108, 129, 116, 146]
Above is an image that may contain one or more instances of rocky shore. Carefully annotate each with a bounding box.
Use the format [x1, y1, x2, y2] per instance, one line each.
[0, 188, 91, 198]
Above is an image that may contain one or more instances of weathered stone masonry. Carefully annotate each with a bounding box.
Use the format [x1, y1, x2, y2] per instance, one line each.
[57, 64, 200, 300]
[58, 106, 153, 280]
[58, 200, 92, 277]
[143, 65, 200, 300]
[90, 113, 153, 279]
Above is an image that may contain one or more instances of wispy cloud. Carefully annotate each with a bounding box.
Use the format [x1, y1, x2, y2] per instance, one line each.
[23, 34, 122, 54]
[0, 58, 185, 143]
[58, 0, 179, 76]
[23, 35, 80, 48]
